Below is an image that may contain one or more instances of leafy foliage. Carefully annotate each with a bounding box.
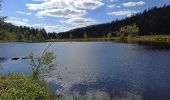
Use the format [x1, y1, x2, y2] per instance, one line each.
[29, 43, 56, 80]
[0, 74, 56, 100]
[118, 23, 139, 37]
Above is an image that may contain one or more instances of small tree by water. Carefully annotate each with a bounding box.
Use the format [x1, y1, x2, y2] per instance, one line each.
[107, 33, 112, 38]
[118, 23, 139, 37]
[0, 65, 3, 75]
[29, 43, 56, 80]
[84, 32, 87, 39]
[70, 33, 73, 39]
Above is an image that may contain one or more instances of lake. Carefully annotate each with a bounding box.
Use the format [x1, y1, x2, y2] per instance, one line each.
[0, 42, 170, 100]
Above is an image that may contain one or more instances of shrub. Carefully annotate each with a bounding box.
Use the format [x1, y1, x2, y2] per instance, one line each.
[0, 73, 57, 100]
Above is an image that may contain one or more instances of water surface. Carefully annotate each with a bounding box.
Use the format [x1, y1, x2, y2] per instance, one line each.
[0, 42, 170, 100]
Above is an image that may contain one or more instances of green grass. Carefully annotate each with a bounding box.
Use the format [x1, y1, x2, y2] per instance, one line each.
[126, 35, 170, 44]
[0, 73, 57, 100]
[2, 35, 170, 43]
[48, 37, 115, 42]
[0, 40, 10, 43]
[48, 35, 170, 44]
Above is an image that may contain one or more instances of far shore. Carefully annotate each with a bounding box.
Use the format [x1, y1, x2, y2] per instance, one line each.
[47, 35, 170, 43]
[1, 35, 170, 44]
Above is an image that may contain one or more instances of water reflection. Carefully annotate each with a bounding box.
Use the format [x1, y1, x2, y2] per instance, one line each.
[0, 57, 8, 63]
[114, 41, 170, 50]
[70, 79, 128, 95]
[1, 42, 170, 100]
[49, 79, 142, 100]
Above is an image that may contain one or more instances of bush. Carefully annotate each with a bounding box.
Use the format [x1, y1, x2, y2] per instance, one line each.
[0, 73, 57, 100]
[118, 23, 139, 37]
[29, 43, 56, 80]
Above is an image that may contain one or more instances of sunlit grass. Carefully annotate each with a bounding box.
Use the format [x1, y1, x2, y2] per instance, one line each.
[48, 37, 115, 42]
[0, 73, 57, 100]
[47, 35, 170, 43]
[127, 35, 170, 43]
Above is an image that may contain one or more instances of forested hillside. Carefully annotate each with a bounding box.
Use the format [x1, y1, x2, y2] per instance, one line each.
[0, 20, 48, 41]
[58, 5, 170, 39]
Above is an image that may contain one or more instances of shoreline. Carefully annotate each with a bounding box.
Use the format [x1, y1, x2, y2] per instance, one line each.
[1, 35, 170, 44]
[48, 35, 170, 44]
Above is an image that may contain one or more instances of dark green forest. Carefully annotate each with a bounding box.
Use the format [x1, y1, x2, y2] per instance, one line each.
[0, 5, 170, 41]
[58, 5, 170, 39]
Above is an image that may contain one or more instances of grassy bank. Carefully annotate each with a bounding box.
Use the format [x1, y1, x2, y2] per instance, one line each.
[1, 35, 170, 44]
[0, 73, 57, 100]
[48, 37, 118, 42]
[0, 40, 11, 43]
[126, 35, 170, 44]
[47, 35, 170, 44]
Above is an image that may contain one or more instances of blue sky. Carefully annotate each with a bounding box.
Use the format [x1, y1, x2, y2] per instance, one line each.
[1, 0, 170, 33]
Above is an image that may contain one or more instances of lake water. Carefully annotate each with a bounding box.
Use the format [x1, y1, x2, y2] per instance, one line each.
[0, 42, 170, 100]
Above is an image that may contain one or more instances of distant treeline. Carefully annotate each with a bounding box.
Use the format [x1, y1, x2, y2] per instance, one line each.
[0, 20, 60, 41]
[58, 5, 170, 39]
[0, 21, 47, 41]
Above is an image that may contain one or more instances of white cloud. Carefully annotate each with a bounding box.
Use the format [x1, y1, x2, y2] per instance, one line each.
[5, 17, 74, 33]
[6, 17, 29, 26]
[6, 17, 29, 25]
[107, 10, 139, 17]
[116, 6, 121, 8]
[44, 25, 73, 33]
[107, 4, 116, 8]
[74, 0, 104, 10]
[16, 11, 32, 15]
[25, 0, 104, 24]
[10, 17, 19, 20]
[22, 19, 29, 22]
[33, 0, 45, 1]
[26, 0, 104, 10]
[122, 1, 145, 7]
[109, 0, 118, 2]
[26, 0, 103, 19]
[63, 17, 96, 26]
[25, 0, 102, 32]
[107, 4, 121, 9]
[28, 23, 74, 33]
[37, 8, 87, 18]
[5, 19, 29, 26]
